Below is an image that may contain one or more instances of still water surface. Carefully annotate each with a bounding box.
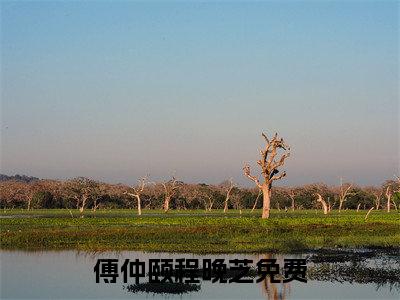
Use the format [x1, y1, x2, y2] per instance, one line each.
[1, 250, 398, 299]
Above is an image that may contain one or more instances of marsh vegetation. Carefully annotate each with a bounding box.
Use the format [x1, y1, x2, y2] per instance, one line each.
[1, 209, 398, 253]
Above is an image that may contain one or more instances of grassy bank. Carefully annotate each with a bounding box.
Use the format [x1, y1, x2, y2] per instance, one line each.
[1, 209, 399, 253]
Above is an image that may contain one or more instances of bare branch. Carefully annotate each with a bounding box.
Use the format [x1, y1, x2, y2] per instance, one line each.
[261, 132, 270, 144]
[243, 164, 262, 189]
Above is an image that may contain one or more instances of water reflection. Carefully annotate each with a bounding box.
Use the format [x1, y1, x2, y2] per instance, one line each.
[259, 254, 291, 300]
[1, 250, 399, 299]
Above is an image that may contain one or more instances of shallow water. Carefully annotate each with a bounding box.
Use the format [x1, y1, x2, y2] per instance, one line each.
[1, 250, 398, 299]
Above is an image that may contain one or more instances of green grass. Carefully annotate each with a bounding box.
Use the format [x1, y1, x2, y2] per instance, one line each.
[1, 209, 399, 253]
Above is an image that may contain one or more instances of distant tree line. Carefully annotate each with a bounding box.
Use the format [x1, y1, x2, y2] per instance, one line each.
[0, 174, 39, 183]
[0, 175, 399, 214]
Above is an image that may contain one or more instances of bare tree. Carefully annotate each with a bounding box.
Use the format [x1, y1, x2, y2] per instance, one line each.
[327, 196, 336, 212]
[251, 190, 262, 212]
[338, 178, 353, 212]
[365, 207, 374, 220]
[385, 186, 392, 213]
[222, 179, 234, 213]
[243, 132, 290, 219]
[125, 177, 151, 216]
[162, 177, 179, 212]
[383, 179, 400, 212]
[231, 192, 243, 214]
[63, 178, 99, 216]
[394, 175, 400, 210]
[203, 194, 214, 212]
[372, 188, 382, 210]
[316, 193, 328, 215]
[193, 184, 216, 212]
[288, 188, 296, 211]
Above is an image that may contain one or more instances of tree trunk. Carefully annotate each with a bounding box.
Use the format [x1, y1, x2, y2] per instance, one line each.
[251, 191, 261, 213]
[386, 186, 392, 213]
[79, 204, 84, 218]
[79, 195, 87, 217]
[137, 196, 142, 216]
[93, 199, 98, 212]
[261, 186, 271, 219]
[164, 196, 170, 212]
[392, 199, 398, 211]
[356, 203, 361, 212]
[375, 197, 380, 210]
[223, 199, 229, 213]
[317, 194, 328, 215]
[365, 207, 374, 220]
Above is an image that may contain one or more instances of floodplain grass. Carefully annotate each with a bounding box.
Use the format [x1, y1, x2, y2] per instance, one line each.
[0, 209, 399, 253]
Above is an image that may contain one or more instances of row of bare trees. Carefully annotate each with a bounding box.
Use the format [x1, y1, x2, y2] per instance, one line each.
[1, 133, 398, 218]
[1, 176, 398, 215]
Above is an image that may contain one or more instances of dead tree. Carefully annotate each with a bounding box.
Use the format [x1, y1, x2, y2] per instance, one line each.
[365, 207, 374, 220]
[243, 132, 290, 219]
[64, 178, 98, 216]
[251, 190, 262, 212]
[230, 192, 243, 214]
[328, 197, 335, 212]
[162, 177, 179, 212]
[288, 189, 296, 211]
[316, 193, 328, 215]
[385, 186, 392, 213]
[223, 179, 234, 213]
[394, 175, 400, 210]
[373, 190, 382, 210]
[125, 177, 150, 216]
[338, 178, 352, 212]
[196, 185, 215, 212]
[203, 195, 214, 212]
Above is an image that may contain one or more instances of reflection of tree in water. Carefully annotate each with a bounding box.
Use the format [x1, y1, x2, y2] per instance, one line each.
[260, 277, 290, 300]
[258, 254, 291, 300]
[124, 282, 201, 295]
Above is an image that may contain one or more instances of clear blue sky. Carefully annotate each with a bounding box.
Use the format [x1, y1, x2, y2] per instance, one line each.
[1, 1, 398, 186]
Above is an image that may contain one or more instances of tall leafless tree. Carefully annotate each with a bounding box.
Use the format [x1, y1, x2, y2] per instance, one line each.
[372, 189, 382, 210]
[338, 178, 352, 212]
[316, 193, 328, 215]
[288, 188, 297, 211]
[64, 177, 99, 216]
[125, 176, 151, 216]
[385, 186, 392, 212]
[243, 132, 290, 219]
[162, 177, 179, 212]
[222, 179, 234, 213]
